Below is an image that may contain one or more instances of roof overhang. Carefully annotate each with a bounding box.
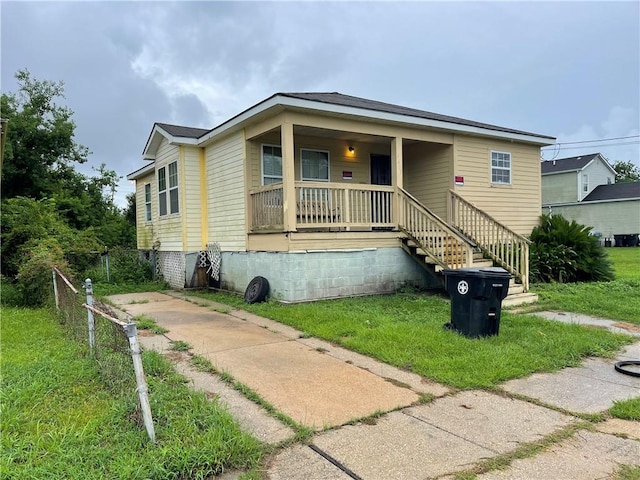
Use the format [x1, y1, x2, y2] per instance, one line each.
[142, 123, 200, 160]
[198, 94, 556, 147]
[127, 162, 155, 181]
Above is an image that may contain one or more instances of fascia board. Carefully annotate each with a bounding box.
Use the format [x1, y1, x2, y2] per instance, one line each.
[127, 162, 155, 181]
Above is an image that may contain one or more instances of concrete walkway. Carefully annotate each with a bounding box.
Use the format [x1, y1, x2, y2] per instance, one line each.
[107, 293, 640, 480]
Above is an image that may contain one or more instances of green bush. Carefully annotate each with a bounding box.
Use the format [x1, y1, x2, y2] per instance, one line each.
[16, 238, 71, 307]
[530, 214, 614, 283]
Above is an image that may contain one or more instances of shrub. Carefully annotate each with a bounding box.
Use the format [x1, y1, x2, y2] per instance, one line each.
[16, 237, 71, 307]
[530, 214, 614, 283]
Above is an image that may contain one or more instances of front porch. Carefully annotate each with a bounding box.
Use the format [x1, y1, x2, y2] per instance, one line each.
[244, 114, 532, 293]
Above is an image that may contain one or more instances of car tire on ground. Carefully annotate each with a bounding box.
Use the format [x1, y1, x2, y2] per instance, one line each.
[244, 276, 269, 304]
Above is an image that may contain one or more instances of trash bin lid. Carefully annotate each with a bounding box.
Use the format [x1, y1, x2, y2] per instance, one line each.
[443, 267, 512, 279]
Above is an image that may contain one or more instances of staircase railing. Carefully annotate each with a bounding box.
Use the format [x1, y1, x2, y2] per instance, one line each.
[398, 188, 474, 270]
[449, 190, 530, 291]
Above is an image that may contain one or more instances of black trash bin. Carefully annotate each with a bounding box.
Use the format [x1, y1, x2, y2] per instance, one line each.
[443, 267, 512, 338]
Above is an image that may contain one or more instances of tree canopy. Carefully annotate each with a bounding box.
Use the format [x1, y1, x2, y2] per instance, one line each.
[612, 160, 640, 183]
[1, 69, 136, 284]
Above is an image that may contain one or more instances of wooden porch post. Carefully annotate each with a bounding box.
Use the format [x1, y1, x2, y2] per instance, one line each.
[281, 121, 297, 232]
[391, 137, 403, 226]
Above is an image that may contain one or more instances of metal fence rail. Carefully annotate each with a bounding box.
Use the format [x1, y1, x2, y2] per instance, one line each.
[52, 267, 155, 442]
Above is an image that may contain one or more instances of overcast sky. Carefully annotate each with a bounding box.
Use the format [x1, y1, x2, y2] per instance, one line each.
[2, 1, 639, 207]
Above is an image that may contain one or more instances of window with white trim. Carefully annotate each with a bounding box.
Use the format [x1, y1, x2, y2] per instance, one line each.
[168, 161, 179, 213]
[158, 160, 179, 216]
[583, 174, 589, 192]
[301, 149, 329, 181]
[144, 183, 152, 221]
[261, 145, 282, 185]
[491, 151, 511, 185]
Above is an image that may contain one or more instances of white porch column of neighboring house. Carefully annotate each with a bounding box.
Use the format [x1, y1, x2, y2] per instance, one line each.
[391, 136, 404, 226]
[281, 121, 297, 232]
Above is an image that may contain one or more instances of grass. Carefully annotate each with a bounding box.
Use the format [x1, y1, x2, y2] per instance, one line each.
[191, 290, 632, 389]
[609, 397, 640, 421]
[531, 248, 640, 324]
[1, 307, 263, 479]
[133, 314, 169, 334]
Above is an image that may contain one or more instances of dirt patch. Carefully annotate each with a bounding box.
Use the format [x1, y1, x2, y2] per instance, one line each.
[612, 322, 640, 334]
[165, 351, 189, 362]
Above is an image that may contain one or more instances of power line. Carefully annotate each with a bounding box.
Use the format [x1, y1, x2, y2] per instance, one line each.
[541, 141, 640, 151]
[541, 134, 639, 146]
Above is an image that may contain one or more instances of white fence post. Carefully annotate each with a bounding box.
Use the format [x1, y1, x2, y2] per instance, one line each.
[84, 278, 96, 354]
[124, 320, 156, 443]
[52, 268, 59, 310]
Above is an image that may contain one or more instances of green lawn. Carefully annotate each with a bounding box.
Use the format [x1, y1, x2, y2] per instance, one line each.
[193, 290, 632, 389]
[531, 248, 640, 324]
[1, 307, 263, 480]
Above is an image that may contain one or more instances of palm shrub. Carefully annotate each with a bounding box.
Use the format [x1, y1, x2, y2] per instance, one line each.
[530, 214, 614, 283]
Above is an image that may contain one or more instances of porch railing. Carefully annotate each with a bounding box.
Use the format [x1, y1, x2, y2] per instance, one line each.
[250, 182, 395, 231]
[250, 183, 284, 230]
[449, 190, 530, 290]
[398, 188, 473, 270]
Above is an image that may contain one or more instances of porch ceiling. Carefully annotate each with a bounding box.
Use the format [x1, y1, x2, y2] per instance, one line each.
[293, 125, 418, 146]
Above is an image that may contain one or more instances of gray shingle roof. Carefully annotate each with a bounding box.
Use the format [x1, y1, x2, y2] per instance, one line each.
[582, 182, 640, 201]
[156, 122, 210, 139]
[540, 153, 600, 174]
[280, 92, 552, 139]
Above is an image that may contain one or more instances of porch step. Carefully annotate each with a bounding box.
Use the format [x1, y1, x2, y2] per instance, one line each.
[502, 292, 539, 308]
[470, 259, 494, 268]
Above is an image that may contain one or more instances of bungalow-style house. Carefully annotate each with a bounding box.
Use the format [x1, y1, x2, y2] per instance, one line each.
[128, 92, 555, 304]
[541, 153, 639, 244]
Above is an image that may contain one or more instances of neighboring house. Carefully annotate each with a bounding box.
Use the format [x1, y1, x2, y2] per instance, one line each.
[128, 92, 555, 303]
[541, 153, 640, 243]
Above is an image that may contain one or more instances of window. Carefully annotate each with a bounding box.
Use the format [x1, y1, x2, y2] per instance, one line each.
[158, 161, 179, 216]
[168, 161, 179, 214]
[144, 183, 152, 221]
[301, 149, 329, 181]
[607, 177, 612, 184]
[158, 167, 167, 216]
[491, 151, 511, 185]
[583, 174, 589, 192]
[262, 145, 282, 185]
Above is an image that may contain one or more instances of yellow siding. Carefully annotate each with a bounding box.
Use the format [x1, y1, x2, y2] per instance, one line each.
[155, 138, 182, 251]
[452, 135, 541, 235]
[542, 172, 577, 204]
[182, 146, 203, 251]
[248, 133, 393, 190]
[206, 131, 246, 251]
[135, 171, 155, 250]
[403, 143, 453, 218]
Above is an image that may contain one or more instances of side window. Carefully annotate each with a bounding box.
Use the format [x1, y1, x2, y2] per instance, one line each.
[491, 151, 511, 185]
[583, 174, 589, 192]
[158, 167, 167, 216]
[144, 183, 152, 221]
[262, 145, 283, 185]
[168, 161, 179, 214]
[158, 160, 179, 216]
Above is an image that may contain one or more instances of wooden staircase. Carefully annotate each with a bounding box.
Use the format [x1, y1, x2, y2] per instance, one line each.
[398, 188, 538, 306]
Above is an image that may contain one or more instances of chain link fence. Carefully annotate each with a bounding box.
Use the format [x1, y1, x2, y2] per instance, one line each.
[52, 267, 155, 441]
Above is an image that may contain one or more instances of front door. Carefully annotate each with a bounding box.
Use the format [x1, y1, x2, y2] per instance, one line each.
[370, 154, 392, 228]
[370, 154, 391, 186]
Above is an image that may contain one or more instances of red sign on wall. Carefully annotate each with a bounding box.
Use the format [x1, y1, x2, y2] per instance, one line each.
[455, 175, 464, 186]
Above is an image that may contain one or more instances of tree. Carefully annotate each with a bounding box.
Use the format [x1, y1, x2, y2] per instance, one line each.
[612, 160, 640, 183]
[0, 69, 89, 199]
